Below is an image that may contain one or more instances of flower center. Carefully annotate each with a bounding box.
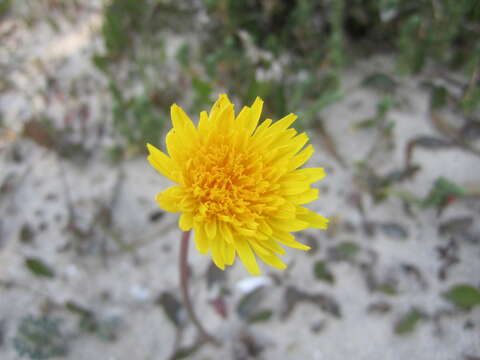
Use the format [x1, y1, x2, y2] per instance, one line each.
[184, 138, 279, 228]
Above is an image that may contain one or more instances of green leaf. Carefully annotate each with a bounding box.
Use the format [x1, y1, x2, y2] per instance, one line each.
[313, 261, 335, 284]
[362, 73, 397, 93]
[248, 309, 273, 323]
[0, 0, 11, 17]
[236, 287, 265, 321]
[394, 308, 424, 335]
[354, 117, 378, 130]
[422, 177, 465, 209]
[192, 77, 212, 111]
[461, 85, 480, 114]
[206, 262, 226, 289]
[443, 284, 480, 310]
[65, 301, 92, 317]
[13, 315, 68, 359]
[310, 90, 344, 113]
[156, 292, 185, 328]
[19, 224, 34, 243]
[171, 343, 201, 360]
[25, 258, 55, 278]
[91, 54, 110, 73]
[65, 301, 97, 333]
[176, 42, 190, 69]
[377, 95, 394, 115]
[379, 222, 408, 240]
[354, 96, 393, 130]
[333, 242, 360, 259]
[430, 85, 448, 110]
[376, 283, 398, 296]
[302, 90, 344, 126]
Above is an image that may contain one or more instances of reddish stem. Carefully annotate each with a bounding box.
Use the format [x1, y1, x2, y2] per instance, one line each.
[179, 231, 220, 346]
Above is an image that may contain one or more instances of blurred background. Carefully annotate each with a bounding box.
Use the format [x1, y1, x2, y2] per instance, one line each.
[1, 0, 479, 359]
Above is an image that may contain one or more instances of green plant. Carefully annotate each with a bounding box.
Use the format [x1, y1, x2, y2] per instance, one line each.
[0, 0, 11, 18]
[13, 315, 68, 360]
[94, 0, 480, 152]
[110, 84, 166, 154]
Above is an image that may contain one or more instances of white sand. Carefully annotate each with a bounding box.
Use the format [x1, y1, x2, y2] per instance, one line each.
[0, 2, 479, 359]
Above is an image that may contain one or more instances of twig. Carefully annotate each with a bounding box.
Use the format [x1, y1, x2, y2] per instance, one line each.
[57, 159, 77, 231]
[313, 119, 346, 167]
[95, 169, 125, 264]
[167, 334, 208, 360]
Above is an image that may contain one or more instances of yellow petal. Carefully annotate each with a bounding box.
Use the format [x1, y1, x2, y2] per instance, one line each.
[245, 97, 263, 134]
[180, 196, 197, 211]
[269, 218, 309, 232]
[211, 237, 225, 270]
[258, 220, 273, 236]
[219, 222, 234, 243]
[156, 186, 183, 212]
[296, 207, 329, 229]
[234, 238, 260, 275]
[237, 227, 256, 237]
[223, 243, 235, 265]
[262, 238, 286, 255]
[269, 113, 297, 132]
[170, 103, 191, 129]
[169, 105, 198, 146]
[269, 129, 302, 151]
[217, 104, 235, 132]
[273, 231, 311, 250]
[271, 202, 296, 219]
[249, 239, 270, 255]
[287, 188, 319, 205]
[235, 105, 251, 128]
[146, 143, 178, 183]
[281, 181, 310, 196]
[165, 130, 182, 161]
[252, 118, 272, 139]
[289, 144, 314, 169]
[255, 249, 287, 270]
[198, 110, 209, 133]
[205, 218, 217, 239]
[194, 226, 209, 254]
[209, 94, 232, 121]
[179, 213, 193, 231]
[296, 167, 326, 182]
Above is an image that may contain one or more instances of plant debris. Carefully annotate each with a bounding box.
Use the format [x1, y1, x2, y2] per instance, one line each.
[281, 286, 341, 319]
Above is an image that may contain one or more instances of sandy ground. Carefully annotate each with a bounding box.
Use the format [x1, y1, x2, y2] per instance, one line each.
[0, 2, 479, 360]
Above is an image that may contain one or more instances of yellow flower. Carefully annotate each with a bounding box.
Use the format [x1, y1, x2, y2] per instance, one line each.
[147, 94, 328, 275]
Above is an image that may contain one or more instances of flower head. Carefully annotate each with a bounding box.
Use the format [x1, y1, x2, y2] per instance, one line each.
[147, 94, 328, 274]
